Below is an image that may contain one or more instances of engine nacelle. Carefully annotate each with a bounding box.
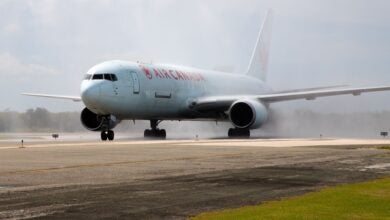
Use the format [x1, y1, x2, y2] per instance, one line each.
[80, 108, 118, 131]
[228, 100, 268, 129]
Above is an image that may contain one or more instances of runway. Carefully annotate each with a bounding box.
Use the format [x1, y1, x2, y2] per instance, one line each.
[0, 136, 389, 219]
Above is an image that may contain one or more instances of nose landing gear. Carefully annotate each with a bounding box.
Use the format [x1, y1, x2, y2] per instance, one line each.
[144, 120, 166, 139]
[101, 130, 114, 141]
[99, 115, 115, 141]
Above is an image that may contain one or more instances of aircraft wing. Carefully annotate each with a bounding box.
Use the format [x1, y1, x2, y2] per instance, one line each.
[258, 85, 390, 102]
[192, 85, 390, 112]
[273, 85, 348, 94]
[21, 93, 82, 102]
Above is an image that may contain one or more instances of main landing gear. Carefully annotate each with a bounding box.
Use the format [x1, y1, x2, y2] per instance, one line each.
[101, 130, 114, 141]
[144, 120, 166, 139]
[228, 128, 250, 138]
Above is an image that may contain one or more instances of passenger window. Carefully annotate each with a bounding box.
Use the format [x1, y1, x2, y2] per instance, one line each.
[93, 74, 103, 80]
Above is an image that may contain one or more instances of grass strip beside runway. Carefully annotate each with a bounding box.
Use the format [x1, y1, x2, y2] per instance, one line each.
[192, 178, 390, 220]
[379, 146, 390, 150]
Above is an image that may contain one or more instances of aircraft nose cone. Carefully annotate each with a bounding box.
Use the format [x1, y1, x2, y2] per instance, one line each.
[81, 83, 100, 107]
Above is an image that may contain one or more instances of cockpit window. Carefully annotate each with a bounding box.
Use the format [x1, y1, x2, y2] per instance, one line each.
[92, 74, 103, 80]
[104, 74, 111, 81]
[104, 74, 118, 81]
[89, 73, 118, 81]
[84, 74, 92, 80]
[110, 74, 118, 81]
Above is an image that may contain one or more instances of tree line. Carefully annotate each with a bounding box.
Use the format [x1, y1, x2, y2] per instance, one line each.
[0, 108, 83, 132]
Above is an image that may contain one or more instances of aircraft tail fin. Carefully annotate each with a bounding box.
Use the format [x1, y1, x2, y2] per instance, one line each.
[246, 9, 274, 82]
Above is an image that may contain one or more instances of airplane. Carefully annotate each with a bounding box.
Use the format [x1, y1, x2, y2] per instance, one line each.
[23, 10, 390, 141]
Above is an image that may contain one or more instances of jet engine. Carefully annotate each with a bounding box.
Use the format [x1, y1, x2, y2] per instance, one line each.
[228, 100, 268, 129]
[80, 108, 118, 131]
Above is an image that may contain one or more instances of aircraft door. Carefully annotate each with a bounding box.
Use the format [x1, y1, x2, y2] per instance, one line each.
[131, 72, 140, 94]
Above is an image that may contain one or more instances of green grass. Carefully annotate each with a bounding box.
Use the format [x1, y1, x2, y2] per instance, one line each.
[192, 178, 390, 220]
[378, 146, 390, 150]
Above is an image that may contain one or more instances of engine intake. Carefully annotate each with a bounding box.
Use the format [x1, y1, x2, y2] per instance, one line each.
[80, 108, 118, 131]
[229, 100, 268, 129]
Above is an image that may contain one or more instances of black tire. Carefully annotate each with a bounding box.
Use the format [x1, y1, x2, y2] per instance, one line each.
[101, 131, 108, 141]
[159, 129, 166, 138]
[228, 128, 250, 138]
[228, 128, 234, 137]
[144, 129, 151, 137]
[243, 129, 250, 137]
[145, 129, 166, 139]
[107, 130, 114, 141]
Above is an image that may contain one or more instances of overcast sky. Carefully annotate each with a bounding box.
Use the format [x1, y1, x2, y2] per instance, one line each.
[1, 0, 390, 112]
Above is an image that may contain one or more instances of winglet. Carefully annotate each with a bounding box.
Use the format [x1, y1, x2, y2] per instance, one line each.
[246, 9, 274, 82]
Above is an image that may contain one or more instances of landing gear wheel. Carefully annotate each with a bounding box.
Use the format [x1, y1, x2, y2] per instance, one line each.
[228, 128, 250, 138]
[101, 131, 108, 141]
[144, 129, 166, 139]
[159, 129, 166, 138]
[107, 130, 114, 141]
[144, 129, 151, 137]
[144, 120, 166, 139]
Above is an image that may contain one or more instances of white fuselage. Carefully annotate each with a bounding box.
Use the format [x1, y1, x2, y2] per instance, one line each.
[81, 60, 272, 120]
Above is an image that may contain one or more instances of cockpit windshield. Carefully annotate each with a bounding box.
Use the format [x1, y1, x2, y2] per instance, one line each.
[104, 74, 118, 81]
[84, 73, 118, 81]
[92, 74, 103, 80]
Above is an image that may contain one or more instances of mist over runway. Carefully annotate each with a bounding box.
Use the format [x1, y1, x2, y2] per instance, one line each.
[0, 136, 389, 219]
